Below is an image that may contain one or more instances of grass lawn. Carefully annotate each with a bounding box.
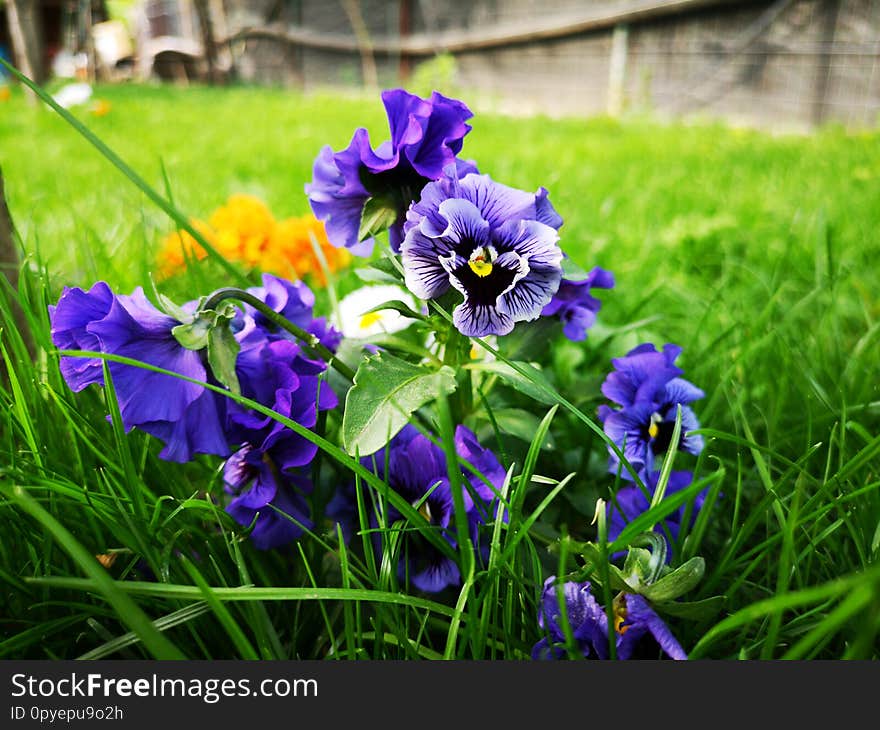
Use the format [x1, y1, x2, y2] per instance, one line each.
[1, 81, 878, 659]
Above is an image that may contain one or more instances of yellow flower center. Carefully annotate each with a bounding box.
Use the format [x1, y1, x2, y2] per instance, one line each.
[613, 594, 629, 635]
[359, 311, 383, 330]
[417, 500, 433, 523]
[648, 412, 663, 440]
[468, 246, 497, 278]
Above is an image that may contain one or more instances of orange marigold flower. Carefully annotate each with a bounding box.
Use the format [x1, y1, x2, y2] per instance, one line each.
[156, 218, 217, 277]
[208, 194, 276, 268]
[268, 215, 350, 285]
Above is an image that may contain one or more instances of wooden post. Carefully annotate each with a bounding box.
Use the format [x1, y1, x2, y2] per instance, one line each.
[194, 0, 221, 84]
[5, 0, 46, 87]
[398, 0, 412, 83]
[607, 23, 629, 117]
[341, 0, 379, 91]
[812, 0, 841, 126]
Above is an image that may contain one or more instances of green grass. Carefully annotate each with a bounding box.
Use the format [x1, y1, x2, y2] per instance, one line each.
[1, 81, 879, 659]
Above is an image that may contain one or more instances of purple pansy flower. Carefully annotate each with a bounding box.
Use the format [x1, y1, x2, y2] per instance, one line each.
[222, 279, 339, 550]
[598, 343, 705, 475]
[532, 577, 687, 660]
[48, 281, 115, 391]
[223, 445, 313, 550]
[541, 267, 615, 341]
[306, 88, 477, 255]
[330, 424, 505, 592]
[607, 470, 707, 561]
[401, 172, 564, 337]
[49, 283, 229, 463]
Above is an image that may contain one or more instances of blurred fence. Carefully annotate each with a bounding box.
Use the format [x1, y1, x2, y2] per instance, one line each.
[204, 0, 880, 129]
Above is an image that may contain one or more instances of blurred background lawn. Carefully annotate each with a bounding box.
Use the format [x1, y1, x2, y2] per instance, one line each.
[3, 80, 879, 464]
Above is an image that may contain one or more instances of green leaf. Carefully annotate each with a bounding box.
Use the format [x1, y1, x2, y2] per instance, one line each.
[652, 596, 726, 622]
[172, 318, 212, 351]
[362, 299, 428, 323]
[358, 195, 399, 242]
[207, 319, 241, 395]
[642, 557, 705, 602]
[498, 318, 560, 361]
[464, 360, 557, 405]
[621, 546, 654, 589]
[342, 351, 457, 456]
[157, 292, 197, 323]
[355, 257, 405, 284]
[482, 408, 556, 449]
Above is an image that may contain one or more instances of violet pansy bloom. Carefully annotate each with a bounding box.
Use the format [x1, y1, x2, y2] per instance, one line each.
[598, 343, 705, 476]
[330, 424, 505, 593]
[532, 577, 687, 660]
[49, 283, 229, 463]
[541, 266, 615, 341]
[607, 470, 707, 561]
[223, 445, 313, 550]
[48, 281, 115, 391]
[306, 89, 476, 255]
[401, 172, 564, 337]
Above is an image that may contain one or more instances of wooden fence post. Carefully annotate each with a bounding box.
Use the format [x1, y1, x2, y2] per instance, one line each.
[607, 23, 629, 117]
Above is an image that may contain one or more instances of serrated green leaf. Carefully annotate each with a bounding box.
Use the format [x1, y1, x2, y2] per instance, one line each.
[342, 351, 457, 456]
[207, 320, 241, 395]
[641, 557, 705, 602]
[464, 360, 557, 405]
[358, 195, 399, 242]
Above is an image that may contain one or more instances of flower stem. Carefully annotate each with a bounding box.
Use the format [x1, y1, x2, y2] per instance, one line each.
[202, 288, 356, 382]
[442, 327, 473, 423]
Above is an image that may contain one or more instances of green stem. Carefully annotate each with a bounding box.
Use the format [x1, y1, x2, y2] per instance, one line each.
[202, 288, 356, 382]
[442, 327, 473, 424]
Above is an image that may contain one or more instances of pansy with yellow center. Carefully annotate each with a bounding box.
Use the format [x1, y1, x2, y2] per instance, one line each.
[401, 171, 564, 338]
[598, 343, 705, 476]
[532, 577, 687, 660]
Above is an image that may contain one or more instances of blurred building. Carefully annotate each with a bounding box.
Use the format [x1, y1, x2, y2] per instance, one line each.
[216, 0, 880, 130]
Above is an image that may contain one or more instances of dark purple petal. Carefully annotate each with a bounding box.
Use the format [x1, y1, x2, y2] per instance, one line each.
[142, 389, 230, 463]
[493, 219, 563, 271]
[305, 144, 372, 254]
[663, 377, 706, 407]
[622, 594, 688, 660]
[459, 173, 536, 230]
[602, 344, 684, 408]
[452, 297, 515, 337]
[227, 473, 313, 551]
[434, 198, 491, 246]
[401, 228, 455, 300]
[534, 187, 563, 230]
[49, 282, 115, 391]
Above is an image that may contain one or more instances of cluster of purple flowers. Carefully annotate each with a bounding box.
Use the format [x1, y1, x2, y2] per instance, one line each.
[329, 424, 507, 593]
[49, 274, 340, 549]
[597, 342, 708, 557]
[532, 577, 687, 660]
[306, 88, 612, 340]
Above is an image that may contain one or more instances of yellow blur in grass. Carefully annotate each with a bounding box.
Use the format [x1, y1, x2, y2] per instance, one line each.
[157, 194, 349, 285]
